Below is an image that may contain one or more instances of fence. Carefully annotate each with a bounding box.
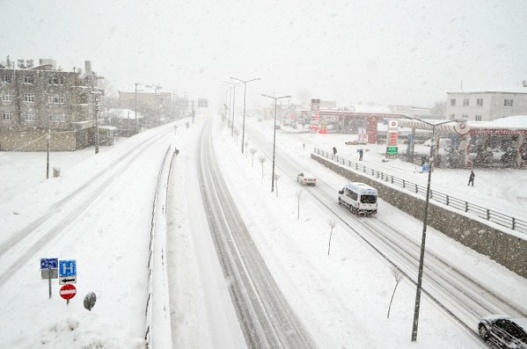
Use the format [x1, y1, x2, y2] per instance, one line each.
[314, 148, 527, 235]
[144, 145, 173, 348]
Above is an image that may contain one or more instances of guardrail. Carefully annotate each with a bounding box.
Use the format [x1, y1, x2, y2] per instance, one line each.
[314, 148, 527, 235]
[144, 145, 173, 348]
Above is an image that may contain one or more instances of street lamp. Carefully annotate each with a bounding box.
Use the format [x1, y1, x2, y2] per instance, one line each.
[91, 91, 102, 154]
[231, 77, 260, 154]
[135, 83, 141, 133]
[261, 93, 291, 192]
[223, 81, 239, 137]
[73, 84, 103, 153]
[402, 117, 459, 342]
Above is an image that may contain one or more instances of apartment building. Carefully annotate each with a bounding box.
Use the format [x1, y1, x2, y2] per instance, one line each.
[0, 58, 104, 151]
[446, 88, 527, 122]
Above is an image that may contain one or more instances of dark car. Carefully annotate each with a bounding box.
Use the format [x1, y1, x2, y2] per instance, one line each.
[478, 316, 527, 348]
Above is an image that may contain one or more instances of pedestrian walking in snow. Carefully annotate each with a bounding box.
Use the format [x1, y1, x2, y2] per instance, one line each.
[468, 170, 475, 186]
[358, 148, 364, 161]
[332, 146, 337, 155]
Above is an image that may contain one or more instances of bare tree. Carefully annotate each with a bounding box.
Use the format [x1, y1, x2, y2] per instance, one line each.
[387, 267, 405, 319]
[249, 147, 257, 167]
[296, 190, 302, 220]
[295, 88, 311, 107]
[430, 100, 447, 118]
[274, 174, 280, 197]
[258, 155, 266, 179]
[327, 218, 336, 255]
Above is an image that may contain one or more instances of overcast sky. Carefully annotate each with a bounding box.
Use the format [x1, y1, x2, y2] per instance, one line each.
[2, 0, 526, 108]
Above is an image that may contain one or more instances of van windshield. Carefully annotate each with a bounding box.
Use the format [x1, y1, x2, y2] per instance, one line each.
[360, 195, 377, 204]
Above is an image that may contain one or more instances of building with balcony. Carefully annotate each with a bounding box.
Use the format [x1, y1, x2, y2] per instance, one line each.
[0, 58, 104, 151]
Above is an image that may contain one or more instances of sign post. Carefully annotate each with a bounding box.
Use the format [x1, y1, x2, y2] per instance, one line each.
[59, 260, 77, 284]
[40, 258, 58, 298]
[59, 284, 77, 305]
[386, 119, 399, 158]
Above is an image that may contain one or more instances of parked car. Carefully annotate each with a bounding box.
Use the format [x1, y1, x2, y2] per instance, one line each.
[478, 316, 527, 348]
[297, 172, 316, 186]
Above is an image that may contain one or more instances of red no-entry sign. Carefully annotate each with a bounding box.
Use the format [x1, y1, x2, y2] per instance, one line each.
[60, 284, 77, 300]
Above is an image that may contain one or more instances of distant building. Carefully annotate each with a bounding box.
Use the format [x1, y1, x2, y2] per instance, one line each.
[0, 58, 104, 151]
[118, 87, 183, 129]
[388, 105, 433, 119]
[446, 88, 527, 122]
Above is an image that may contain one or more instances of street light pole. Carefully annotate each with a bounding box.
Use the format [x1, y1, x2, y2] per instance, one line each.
[261, 94, 291, 192]
[134, 83, 140, 133]
[223, 81, 239, 137]
[231, 77, 260, 154]
[46, 129, 51, 179]
[92, 93, 100, 154]
[408, 117, 459, 342]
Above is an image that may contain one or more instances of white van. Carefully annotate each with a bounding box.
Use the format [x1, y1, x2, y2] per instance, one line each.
[338, 182, 378, 215]
[423, 138, 452, 149]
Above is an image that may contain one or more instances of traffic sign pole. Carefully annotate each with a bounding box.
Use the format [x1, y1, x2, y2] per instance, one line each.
[60, 284, 77, 305]
[40, 258, 58, 298]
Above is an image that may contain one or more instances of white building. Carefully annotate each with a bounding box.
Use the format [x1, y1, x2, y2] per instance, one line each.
[446, 87, 527, 122]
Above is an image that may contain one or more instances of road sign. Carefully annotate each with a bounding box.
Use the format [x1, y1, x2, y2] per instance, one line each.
[59, 284, 77, 300]
[59, 260, 76, 278]
[40, 258, 58, 269]
[59, 276, 77, 285]
[41, 269, 58, 279]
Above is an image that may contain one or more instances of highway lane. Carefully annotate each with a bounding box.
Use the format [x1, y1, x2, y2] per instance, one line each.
[196, 119, 317, 349]
[241, 118, 526, 341]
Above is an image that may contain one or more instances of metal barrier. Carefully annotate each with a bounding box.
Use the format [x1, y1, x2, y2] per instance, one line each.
[144, 145, 173, 348]
[314, 148, 527, 235]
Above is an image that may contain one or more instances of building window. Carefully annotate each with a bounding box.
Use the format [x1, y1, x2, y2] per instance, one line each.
[1, 92, 13, 103]
[50, 114, 65, 122]
[450, 98, 456, 106]
[2, 111, 13, 120]
[504, 99, 513, 107]
[24, 75, 34, 84]
[450, 114, 456, 120]
[476, 98, 483, 106]
[462, 114, 468, 119]
[49, 77, 57, 85]
[475, 115, 482, 121]
[24, 93, 35, 103]
[1, 74, 12, 83]
[23, 112, 36, 122]
[48, 76, 64, 85]
[463, 98, 469, 107]
[48, 94, 65, 104]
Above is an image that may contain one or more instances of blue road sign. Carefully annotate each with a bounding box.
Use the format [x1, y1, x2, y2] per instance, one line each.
[59, 260, 77, 277]
[40, 258, 58, 269]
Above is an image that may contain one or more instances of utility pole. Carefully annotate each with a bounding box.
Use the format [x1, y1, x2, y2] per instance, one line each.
[93, 93, 100, 154]
[231, 77, 260, 154]
[46, 129, 51, 179]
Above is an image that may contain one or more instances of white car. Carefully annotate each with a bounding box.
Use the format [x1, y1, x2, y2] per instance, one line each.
[297, 172, 316, 186]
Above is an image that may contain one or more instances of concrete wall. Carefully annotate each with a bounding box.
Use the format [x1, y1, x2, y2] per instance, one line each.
[0, 129, 77, 151]
[313, 153, 527, 278]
